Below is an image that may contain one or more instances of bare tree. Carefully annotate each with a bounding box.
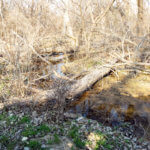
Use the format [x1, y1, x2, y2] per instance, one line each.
[0, 0, 4, 18]
[137, 0, 144, 35]
[63, 0, 73, 37]
[31, 0, 34, 17]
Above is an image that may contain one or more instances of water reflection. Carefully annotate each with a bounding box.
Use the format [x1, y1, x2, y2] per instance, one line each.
[70, 71, 150, 139]
[53, 63, 64, 76]
[71, 98, 150, 128]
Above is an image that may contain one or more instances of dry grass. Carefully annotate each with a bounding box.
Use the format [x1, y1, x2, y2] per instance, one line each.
[0, 0, 150, 100]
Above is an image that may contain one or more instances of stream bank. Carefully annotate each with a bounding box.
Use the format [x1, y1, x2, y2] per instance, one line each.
[0, 52, 150, 150]
[47, 53, 150, 140]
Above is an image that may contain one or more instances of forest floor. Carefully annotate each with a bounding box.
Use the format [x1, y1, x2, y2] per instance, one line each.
[0, 103, 150, 150]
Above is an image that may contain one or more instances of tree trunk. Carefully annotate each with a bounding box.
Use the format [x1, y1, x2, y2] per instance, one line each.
[68, 60, 117, 99]
[31, 0, 34, 17]
[0, 0, 4, 18]
[63, 0, 73, 37]
[137, 0, 144, 36]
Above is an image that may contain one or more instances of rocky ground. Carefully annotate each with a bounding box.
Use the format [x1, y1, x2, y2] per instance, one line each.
[0, 107, 150, 150]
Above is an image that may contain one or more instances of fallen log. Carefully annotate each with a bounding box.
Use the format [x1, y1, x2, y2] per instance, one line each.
[67, 68, 111, 99]
[4, 59, 118, 109]
[34, 59, 118, 102]
[67, 59, 117, 99]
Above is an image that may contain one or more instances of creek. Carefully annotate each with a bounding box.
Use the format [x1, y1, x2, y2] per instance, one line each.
[48, 53, 150, 139]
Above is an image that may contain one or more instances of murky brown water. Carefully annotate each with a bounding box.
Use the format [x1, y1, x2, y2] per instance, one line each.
[69, 71, 150, 139]
[41, 53, 150, 139]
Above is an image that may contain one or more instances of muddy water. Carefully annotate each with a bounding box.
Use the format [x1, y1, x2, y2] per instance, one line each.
[45, 53, 150, 138]
[69, 71, 150, 138]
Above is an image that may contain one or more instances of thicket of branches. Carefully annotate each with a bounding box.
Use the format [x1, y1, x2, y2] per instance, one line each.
[0, 0, 149, 99]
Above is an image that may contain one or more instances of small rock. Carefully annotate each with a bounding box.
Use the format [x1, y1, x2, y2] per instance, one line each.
[19, 113, 24, 118]
[41, 144, 46, 148]
[0, 103, 4, 109]
[0, 121, 6, 125]
[14, 145, 20, 150]
[132, 137, 137, 142]
[64, 112, 81, 119]
[135, 145, 142, 149]
[33, 117, 43, 125]
[77, 116, 84, 121]
[123, 146, 128, 150]
[124, 136, 130, 140]
[9, 113, 13, 117]
[106, 127, 112, 132]
[22, 137, 28, 142]
[24, 147, 30, 150]
[142, 142, 148, 146]
[108, 132, 114, 135]
[76, 117, 87, 124]
[32, 111, 37, 117]
[80, 125, 86, 130]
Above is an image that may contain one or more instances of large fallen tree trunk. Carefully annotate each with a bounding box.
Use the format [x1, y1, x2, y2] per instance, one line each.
[67, 60, 117, 99]
[4, 59, 118, 108]
[33, 59, 118, 102]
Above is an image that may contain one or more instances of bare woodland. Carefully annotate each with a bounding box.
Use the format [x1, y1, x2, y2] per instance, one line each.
[0, 1, 150, 149]
[0, 0, 150, 109]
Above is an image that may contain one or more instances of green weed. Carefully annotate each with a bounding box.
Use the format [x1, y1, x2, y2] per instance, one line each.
[7, 115, 18, 124]
[68, 125, 79, 139]
[47, 139, 54, 145]
[0, 135, 16, 149]
[26, 140, 41, 150]
[68, 125, 85, 148]
[7, 141, 17, 150]
[53, 134, 61, 144]
[47, 134, 61, 145]
[37, 124, 51, 133]
[73, 137, 85, 148]
[0, 114, 5, 120]
[0, 135, 9, 146]
[19, 116, 30, 124]
[22, 126, 38, 137]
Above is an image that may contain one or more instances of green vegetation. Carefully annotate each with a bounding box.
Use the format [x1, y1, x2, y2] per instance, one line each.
[0, 135, 16, 150]
[48, 134, 61, 145]
[73, 137, 85, 148]
[6, 115, 19, 125]
[26, 140, 41, 150]
[68, 125, 80, 139]
[0, 111, 147, 150]
[37, 124, 51, 133]
[21, 124, 51, 137]
[47, 139, 54, 145]
[6, 141, 17, 150]
[22, 126, 38, 137]
[68, 125, 85, 148]
[0, 114, 5, 120]
[103, 144, 113, 150]
[53, 134, 61, 144]
[0, 135, 9, 146]
[19, 116, 31, 124]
